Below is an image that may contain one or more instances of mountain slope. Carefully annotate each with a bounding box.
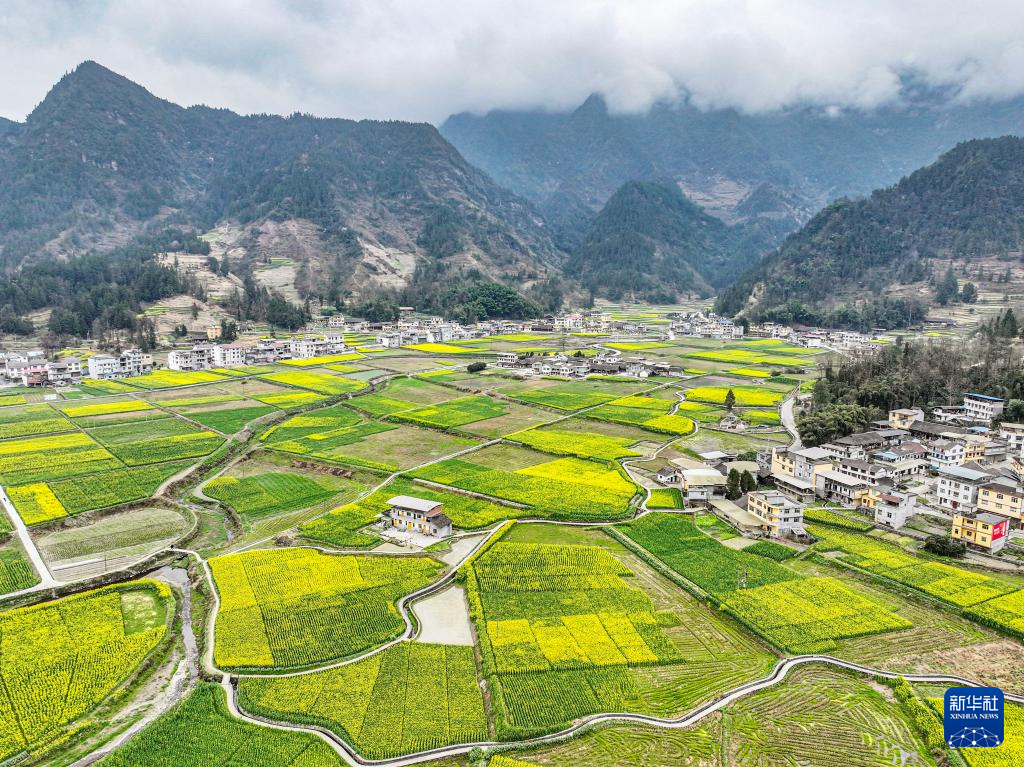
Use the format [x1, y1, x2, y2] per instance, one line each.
[0, 62, 562, 305]
[568, 181, 758, 301]
[441, 93, 1024, 249]
[715, 136, 1024, 320]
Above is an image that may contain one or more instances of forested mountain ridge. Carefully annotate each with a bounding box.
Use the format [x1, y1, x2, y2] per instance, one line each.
[0, 61, 563, 310]
[568, 181, 761, 302]
[441, 92, 1024, 250]
[715, 136, 1024, 324]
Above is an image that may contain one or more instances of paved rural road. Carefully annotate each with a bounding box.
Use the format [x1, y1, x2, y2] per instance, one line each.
[780, 392, 801, 448]
[224, 654, 1024, 767]
[0, 485, 58, 588]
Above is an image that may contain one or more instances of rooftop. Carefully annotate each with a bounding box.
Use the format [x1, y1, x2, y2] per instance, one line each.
[937, 465, 992, 482]
[388, 495, 443, 513]
[965, 392, 1005, 403]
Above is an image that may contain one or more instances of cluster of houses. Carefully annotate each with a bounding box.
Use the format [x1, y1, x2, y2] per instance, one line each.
[0, 349, 156, 386]
[669, 311, 744, 340]
[651, 391, 1023, 554]
[496, 351, 672, 379]
[167, 333, 352, 371]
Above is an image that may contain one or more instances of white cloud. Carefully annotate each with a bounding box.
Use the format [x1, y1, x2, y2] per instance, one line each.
[1, 0, 1023, 123]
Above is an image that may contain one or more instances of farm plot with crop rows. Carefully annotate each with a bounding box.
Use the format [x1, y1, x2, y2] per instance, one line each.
[0, 431, 121, 485]
[239, 643, 488, 759]
[619, 514, 911, 652]
[0, 404, 73, 439]
[96, 682, 344, 767]
[586, 394, 696, 435]
[683, 386, 784, 407]
[261, 371, 367, 396]
[409, 449, 637, 520]
[466, 535, 770, 737]
[125, 370, 231, 389]
[508, 425, 643, 461]
[391, 395, 507, 429]
[204, 472, 340, 521]
[210, 548, 442, 670]
[0, 581, 170, 763]
[88, 418, 224, 465]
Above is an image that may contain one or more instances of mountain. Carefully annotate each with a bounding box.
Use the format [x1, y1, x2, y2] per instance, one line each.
[715, 136, 1024, 326]
[0, 61, 563, 311]
[440, 93, 1024, 249]
[568, 181, 760, 302]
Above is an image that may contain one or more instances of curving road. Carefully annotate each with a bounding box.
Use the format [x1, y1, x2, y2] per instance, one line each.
[224, 654, 1024, 767]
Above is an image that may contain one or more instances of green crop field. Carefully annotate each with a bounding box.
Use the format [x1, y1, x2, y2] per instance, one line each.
[499, 380, 637, 410]
[261, 370, 367, 396]
[586, 394, 696, 435]
[210, 548, 442, 670]
[391, 395, 507, 428]
[0, 431, 121, 486]
[409, 447, 638, 520]
[465, 530, 771, 738]
[302, 477, 526, 541]
[0, 404, 73, 439]
[204, 472, 340, 521]
[0, 581, 170, 763]
[520, 666, 932, 767]
[619, 514, 911, 652]
[88, 417, 225, 465]
[509, 425, 644, 461]
[239, 643, 488, 759]
[185, 404, 278, 433]
[347, 377, 457, 416]
[96, 683, 344, 767]
[36, 506, 191, 565]
[0, 544, 38, 593]
[8, 461, 192, 523]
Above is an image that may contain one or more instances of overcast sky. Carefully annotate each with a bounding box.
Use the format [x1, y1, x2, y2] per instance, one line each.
[3, 1, 1024, 124]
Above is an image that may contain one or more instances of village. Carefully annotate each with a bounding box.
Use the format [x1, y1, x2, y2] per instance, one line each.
[642, 390, 1023, 559]
[0, 308, 879, 388]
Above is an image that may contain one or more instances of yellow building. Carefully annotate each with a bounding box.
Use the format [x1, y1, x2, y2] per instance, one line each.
[747, 490, 804, 536]
[888, 408, 923, 429]
[951, 512, 1009, 552]
[977, 481, 1024, 522]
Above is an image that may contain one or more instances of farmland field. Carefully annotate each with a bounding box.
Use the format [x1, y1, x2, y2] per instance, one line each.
[499, 379, 647, 411]
[204, 472, 342, 521]
[0, 404, 73, 439]
[466, 528, 772, 737]
[0, 581, 170, 762]
[519, 666, 932, 767]
[391, 395, 507, 428]
[618, 514, 912, 652]
[509, 425, 644, 461]
[89, 417, 225, 465]
[210, 548, 442, 669]
[125, 370, 230, 388]
[586, 394, 696, 435]
[0, 431, 120, 485]
[682, 385, 784, 407]
[302, 476, 525, 540]
[408, 445, 638, 520]
[347, 376, 457, 416]
[261, 370, 367, 396]
[35, 506, 191, 574]
[96, 683, 344, 767]
[0, 542, 38, 593]
[239, 643, 488, 759]
[9, 461, 193, 524]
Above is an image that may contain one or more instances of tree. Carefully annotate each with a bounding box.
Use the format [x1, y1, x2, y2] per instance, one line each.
[723, 389, 736, 411]
[923, 535, 967, 558]
[220, 319, 238, 343]
[190, 302, 200, 320]
[936, 268, 959, 305]
[725, 469, 741, 500]
[960, 282, 978, 303]
[467, 361, 486, 373]
[740, 470, 757, 494]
